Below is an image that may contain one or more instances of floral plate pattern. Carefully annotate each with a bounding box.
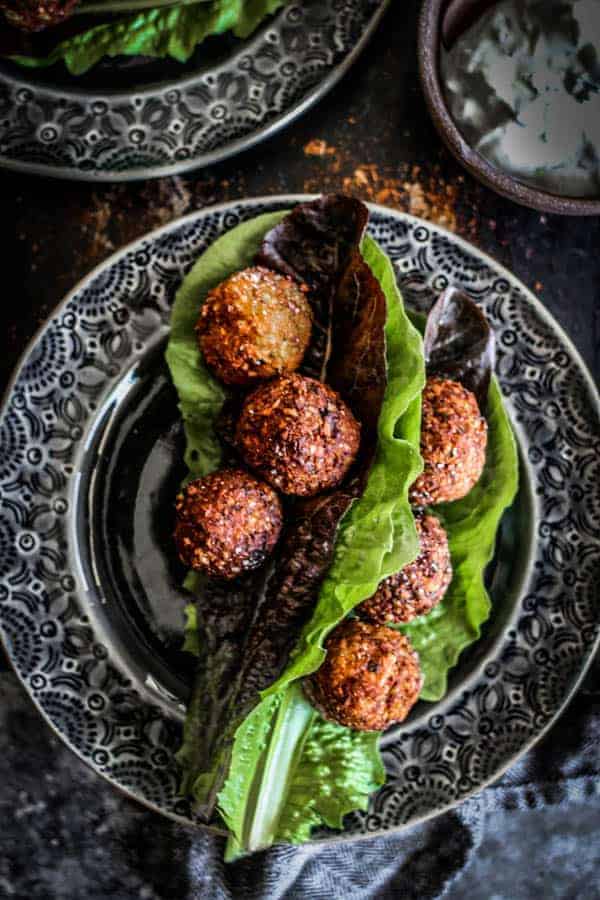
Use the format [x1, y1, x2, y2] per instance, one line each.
[0, 0, 387, 181]
[1, 196, 598, 843]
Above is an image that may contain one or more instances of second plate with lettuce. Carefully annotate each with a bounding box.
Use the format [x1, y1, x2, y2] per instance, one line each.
[0, 0, 388, 180]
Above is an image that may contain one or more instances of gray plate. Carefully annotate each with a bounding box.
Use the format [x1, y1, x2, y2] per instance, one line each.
[0, 0, 387, 182]
[1, 196, 599, 845]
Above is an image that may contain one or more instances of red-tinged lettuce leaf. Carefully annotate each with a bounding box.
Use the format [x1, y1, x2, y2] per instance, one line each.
[423, 286, 495, 409]
[259, 233, 425, 698]
[257, 195, 370, 382]
[176, 567, 272, 808]
[168, 197, 400, 822]
[216, 233, 425, 856]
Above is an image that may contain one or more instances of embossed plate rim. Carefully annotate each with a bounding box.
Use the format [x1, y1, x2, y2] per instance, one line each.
[1, 195, 598, 846]
[0, 0, 389, 182]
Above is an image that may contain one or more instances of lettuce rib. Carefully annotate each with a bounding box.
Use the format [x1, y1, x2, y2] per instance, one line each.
[217, 235, 425, 855]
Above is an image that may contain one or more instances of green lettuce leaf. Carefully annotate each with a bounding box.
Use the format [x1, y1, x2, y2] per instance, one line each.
[10, 0, 286, 75]
[216, 234, 425, 855]
[401, 376, 519, 700]
[219, 684, 384, 860]
[168, 206, 518, 856]
[167, 212, 286, 803]
[261, 234, 425, 695]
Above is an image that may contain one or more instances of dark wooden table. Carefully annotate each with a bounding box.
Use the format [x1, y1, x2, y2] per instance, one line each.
[1, 2, 599, 897]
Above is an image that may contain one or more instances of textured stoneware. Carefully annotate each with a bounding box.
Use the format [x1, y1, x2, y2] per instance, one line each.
[1, 197, 598, 845]
[0, 0, 388, 181]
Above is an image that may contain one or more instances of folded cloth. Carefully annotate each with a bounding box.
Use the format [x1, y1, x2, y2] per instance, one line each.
[0, 652, 598, 900]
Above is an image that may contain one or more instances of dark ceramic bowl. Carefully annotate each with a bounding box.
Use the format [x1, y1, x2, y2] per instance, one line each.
[418, 0, 600, 216]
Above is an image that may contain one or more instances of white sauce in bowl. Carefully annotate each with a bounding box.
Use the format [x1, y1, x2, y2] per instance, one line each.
[441, 0, 600, 198]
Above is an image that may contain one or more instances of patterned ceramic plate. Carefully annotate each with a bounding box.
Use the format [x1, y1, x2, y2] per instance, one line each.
[0, 0, 387, 181]
[1, 196, 599, 844]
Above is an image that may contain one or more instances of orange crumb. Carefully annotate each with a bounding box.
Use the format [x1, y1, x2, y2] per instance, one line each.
[303, 139, 337, 157]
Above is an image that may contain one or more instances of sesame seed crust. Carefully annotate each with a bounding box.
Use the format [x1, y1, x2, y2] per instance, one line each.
[410, 377, 488, 507]
[359, 513, 452, 625]
[196, 266, 312, 386]
[174, 468, 282, 580]
[1, 0, 78, 31]
[235, 373, 361, 497]
[304, 619, 423, 732]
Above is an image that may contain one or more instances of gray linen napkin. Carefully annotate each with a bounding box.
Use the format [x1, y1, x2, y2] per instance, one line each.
[0, 653, 598, 900]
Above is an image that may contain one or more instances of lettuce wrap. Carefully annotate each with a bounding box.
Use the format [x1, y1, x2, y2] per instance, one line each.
[165, 196, 519, 856]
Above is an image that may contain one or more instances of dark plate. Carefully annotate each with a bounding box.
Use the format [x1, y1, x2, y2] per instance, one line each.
[0, 0, 388, 181]
[1, 196, 598, 843]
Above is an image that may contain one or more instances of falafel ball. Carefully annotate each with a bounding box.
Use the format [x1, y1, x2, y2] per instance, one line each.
[174, 468, 282, 580]
[359, 513, 452, 625]
[0, 0, 78, 30]
[196, 266, 312, 386]
[410, 377, 487, 506]
[304, 619, 423, 731]
[235, 373, 361, 496]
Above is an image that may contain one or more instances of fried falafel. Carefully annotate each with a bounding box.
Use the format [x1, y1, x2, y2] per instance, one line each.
[236, 373, 361, 497]
[174, 468, 282, 580]
[359, 513, 452, 625]
[1, 0, 78, 30]
[410, 377, 487, 506]
[197, 266, 312, 386]
[304, 619, 423, 731]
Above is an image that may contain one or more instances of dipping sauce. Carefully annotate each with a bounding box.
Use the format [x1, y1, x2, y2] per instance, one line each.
[442, 0, 600, 198]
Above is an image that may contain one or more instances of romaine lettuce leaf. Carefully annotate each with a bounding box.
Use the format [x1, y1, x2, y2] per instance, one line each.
[168, 205, 518, 856]
[219, 684, 384, 860]
[401, 376, 519, 700]
[216, 234, 425, 855]
[167, 201, 406, 835]
[180, 633, 384, 859]
[261, 234, 425, 694]
[10, 0, 286, 75]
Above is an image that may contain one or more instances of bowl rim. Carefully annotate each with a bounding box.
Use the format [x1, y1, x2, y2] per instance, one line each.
[417, 0, 600, 216]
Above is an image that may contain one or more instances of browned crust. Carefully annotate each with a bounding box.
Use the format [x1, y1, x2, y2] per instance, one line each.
[174, 468, 282, 580]
[236, 373, 361, 497]
[305, 619, 423, 731]
[1, 0, 78, 30]
[410, 376, 487, 506]
[196, 266, 312, 386]
[359, 513, 452, 624]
